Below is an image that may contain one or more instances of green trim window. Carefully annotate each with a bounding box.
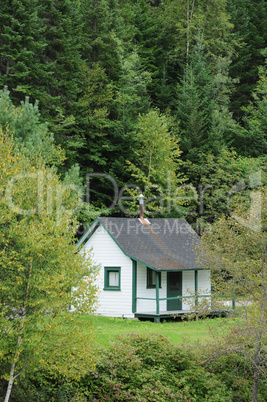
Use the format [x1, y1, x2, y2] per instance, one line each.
[147, 268, 161, 288]
[104, 267, 121, 290]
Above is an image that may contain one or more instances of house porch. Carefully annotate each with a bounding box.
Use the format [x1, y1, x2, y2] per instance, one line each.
[134, 308, 230, 323]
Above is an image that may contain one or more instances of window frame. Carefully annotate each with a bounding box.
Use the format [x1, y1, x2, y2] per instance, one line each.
[146, 267, 161, 289]
[104, 267, 121, 291]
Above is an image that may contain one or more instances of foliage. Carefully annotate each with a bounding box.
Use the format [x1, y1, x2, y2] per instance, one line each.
[228, 0, 267, 117]
[0, 128, 99, 401]
[0, 0, 267, 399]
[124, 109, 197, 217]
[0, 0, 47, 102]
[192, 328, 267, 402]
[175, 48, 239, 162]
[184, 149, 263, 224]
[0, 0, 265, 220]
[159, 0, 235, 66]
[117, 49, 151, 134]
[200, 181, 267, 400]
[2, 320, 267, 401]
[239, 52, 267, 157]
[70, 333, 232, 401]
[0, 88, 65, 166]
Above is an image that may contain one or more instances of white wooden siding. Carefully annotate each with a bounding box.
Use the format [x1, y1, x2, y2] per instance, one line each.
[182, 270, 211, 309]
[82, 226, 134, 318]
[198, 270, 211, 305]
[81, 223, 211, 317]
[182, 271, 195, 310]
[136, 263, 167, 313]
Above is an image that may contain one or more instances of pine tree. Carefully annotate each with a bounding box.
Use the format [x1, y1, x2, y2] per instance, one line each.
[77, 0, 121, 80]
[175, 47, 238, 162]
[0, 0, 47, 103]
[0, 88, 65, 166]
[37, 0, 82, 126]
[239, 52, 267, 157]
[228, 0, 267, 119]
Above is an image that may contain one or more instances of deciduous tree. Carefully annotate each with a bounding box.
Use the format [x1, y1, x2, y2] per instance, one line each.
[0, 128, 98, 402]
[125, 109, 196, 217]
[200, 182, 267, 401]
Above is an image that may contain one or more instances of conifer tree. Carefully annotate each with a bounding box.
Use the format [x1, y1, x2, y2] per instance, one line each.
[77, 0, 121, 80]
[0, 0, 47, 103]
[37, 0, 82, 130]
[175, 47, 238, 162]
[238, 51, 267, 157]
[228, 0, 267, 118]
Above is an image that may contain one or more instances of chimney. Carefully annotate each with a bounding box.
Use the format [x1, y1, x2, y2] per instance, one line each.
[139, 193, 144, 220]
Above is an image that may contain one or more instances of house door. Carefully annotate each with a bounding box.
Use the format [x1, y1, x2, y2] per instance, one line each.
[167, 272, 182, 310]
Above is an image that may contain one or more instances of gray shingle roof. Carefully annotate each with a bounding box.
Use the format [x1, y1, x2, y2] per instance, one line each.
[97, 217, 201, 271]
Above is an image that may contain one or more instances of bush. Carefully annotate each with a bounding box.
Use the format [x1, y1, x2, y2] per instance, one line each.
[200, 346, 267, 402]
[6, 333, 261, 401]
[80, 333, 232, 401]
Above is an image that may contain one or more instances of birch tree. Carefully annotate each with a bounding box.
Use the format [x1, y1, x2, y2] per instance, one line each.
[0, 128, 98, 402]
[200, 182, 267, 401]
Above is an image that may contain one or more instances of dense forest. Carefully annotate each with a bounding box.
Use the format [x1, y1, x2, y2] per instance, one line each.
[0, 1, 267, 401]
[0, 0, 266, 232]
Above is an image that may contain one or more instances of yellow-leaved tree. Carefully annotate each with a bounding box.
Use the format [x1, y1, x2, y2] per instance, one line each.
[200, 178, 266, 402]
[0, 128, 99, 402]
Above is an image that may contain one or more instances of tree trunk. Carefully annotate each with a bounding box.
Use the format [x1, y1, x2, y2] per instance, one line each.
[186, 0, 195, 62]
[4, 336, 21, 402]
[251, 338, 260, 402]
[252, 255, 267, 402]
[251, 302, 265, 401]
[4, 261, 32, 401]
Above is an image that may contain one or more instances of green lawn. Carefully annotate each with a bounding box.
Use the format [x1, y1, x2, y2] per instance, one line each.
[79, 314, 238, 349]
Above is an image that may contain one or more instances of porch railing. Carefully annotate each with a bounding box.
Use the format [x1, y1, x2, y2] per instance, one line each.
[135, 294, 235, 315]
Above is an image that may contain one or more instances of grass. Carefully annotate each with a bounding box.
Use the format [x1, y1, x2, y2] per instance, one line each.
[79, 314, 239, 349]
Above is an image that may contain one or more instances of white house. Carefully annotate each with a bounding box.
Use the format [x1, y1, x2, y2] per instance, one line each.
[77, 216, 211, 322]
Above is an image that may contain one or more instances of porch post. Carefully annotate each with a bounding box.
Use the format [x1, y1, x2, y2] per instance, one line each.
[155, 271, 160, 315]
[195, 270, 198, 307]
[132, 260, 137, 314]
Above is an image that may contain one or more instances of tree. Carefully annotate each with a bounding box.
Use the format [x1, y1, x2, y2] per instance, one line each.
[0, 0, 47, 103]
[117, 49, 151, 135]
[124, 109, 197, 217]
[239, 52, 267, 157]
[184, 149, 263, 225]
[159, 0, 235, 66]
[0, 87, 65, 166]
[0, 128, 99, 402]
[228, 0, 267, 119]
[36, 0, 82, 131]
[175, 48, 239, 163]
[77, 0, 121, 80]
[200, 182, 267, 401]
[76, 62, 115, 170]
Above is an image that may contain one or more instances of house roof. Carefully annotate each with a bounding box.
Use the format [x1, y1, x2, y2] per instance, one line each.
[78, 217, 202, 271]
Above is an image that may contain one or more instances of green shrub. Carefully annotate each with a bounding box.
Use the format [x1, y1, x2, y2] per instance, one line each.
[200, 348, 267, 402]
[7, 333, 262, 401]
[80, 333, 232, 401]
